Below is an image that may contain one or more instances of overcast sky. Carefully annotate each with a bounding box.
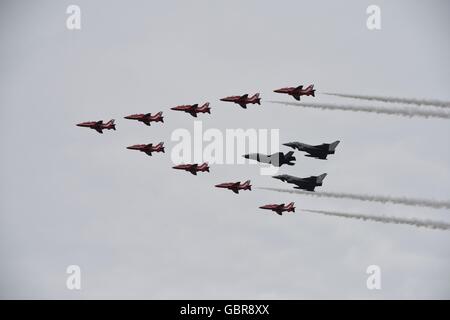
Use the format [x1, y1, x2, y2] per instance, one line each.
[1, 0, 449, 299]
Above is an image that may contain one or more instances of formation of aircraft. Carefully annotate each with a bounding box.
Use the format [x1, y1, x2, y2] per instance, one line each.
[76, 83, 342, 215]
[243, 151, 296, 167]
[215, 180, 252, 194]
[274, 84, 315, 101]
[76, 119, 116, 134]
[172, 163, 210, 175]
[272, 173, 327, 192]
[259, 202, 295, 215]
[124, 112, 164, 126]
[220, 93, 261, 109]
[126, 142, 165, 156]
[171, 103, 211, 117]
[283, 140, 340, 160]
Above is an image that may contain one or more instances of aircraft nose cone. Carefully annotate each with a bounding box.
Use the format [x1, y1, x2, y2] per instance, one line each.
[283, 143, 294, 147]
[124, 116, 132, 119]
[242, 154, 250, 159]
[272, 175, 284, 181]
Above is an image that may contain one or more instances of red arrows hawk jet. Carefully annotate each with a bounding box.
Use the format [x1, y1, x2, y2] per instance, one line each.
[215, 180, 251, 194]
[259, 202, 295, 216]
[126, 142, 165, 156]
[220, 93, 261, 109]
[273, 85, 315, 101]
[76, 119, 116, 134]
[172, 163, 210, 175]
[170, 103, 211, 117]
[124, 112, 164, 126]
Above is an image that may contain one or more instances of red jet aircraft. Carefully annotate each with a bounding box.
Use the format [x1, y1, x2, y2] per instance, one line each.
[124, 112, 164, 126]
[273, 85, 315, 101]
[215, 180, 251, 194]
[259, 202, 295, 216]
[171, 103, 211, 117]
[220, 93, 261, 109]
[172, 163, 210, 175]
[126, 142, 165, 156]
[76, 119, 116, 134]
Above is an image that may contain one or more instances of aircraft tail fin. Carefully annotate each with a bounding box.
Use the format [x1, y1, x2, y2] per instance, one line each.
[329, 140, 340, 152]
[201, 102, 211, 113]
[106, 119, 116, 130]
[242, 180, 251, 190]
[251, 93, 261, 105]
[156, 142, 165, 153]
[285, 151, 296, 161]
[286, 202, 295, 212]
[316, 173, 327, 184]
[286, 151, 295, 158]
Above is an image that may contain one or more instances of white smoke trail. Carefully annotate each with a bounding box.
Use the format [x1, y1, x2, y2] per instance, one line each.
[303, 209, 450, 231]
[322, 92, 450, 109]
[258, 187, 450, 210]
[268, 101, 450, 120]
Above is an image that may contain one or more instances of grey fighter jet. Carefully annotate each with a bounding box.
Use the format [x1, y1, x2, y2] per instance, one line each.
[283, 140, 340, 160]
[243, 151, 296, 167]
[272, 173, 327, 191]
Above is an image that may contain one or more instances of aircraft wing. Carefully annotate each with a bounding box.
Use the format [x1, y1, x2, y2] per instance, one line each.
[292, 93, 301, 101]
[294, 184, 315, 191]
[145, 151, 152, 156]
[230, 182, 241, 193]
[95, 128, 103, 134]
[143, 120, 151, 126]
[189, 111, 198, 117]
[305, 154, 328, 160]
[189, 164, 198, 175]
